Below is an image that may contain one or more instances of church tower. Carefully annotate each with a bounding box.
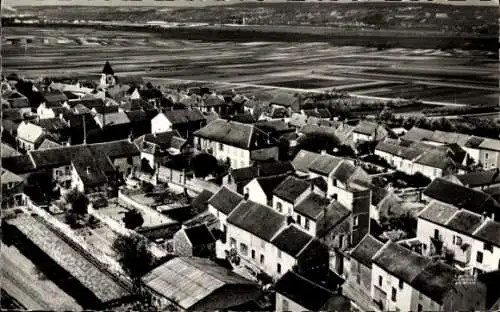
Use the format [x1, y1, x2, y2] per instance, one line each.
[100, 61, 116, 88]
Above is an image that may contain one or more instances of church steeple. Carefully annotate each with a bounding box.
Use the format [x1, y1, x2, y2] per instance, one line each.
[102, 61, 114, 75]
[100, 61, 116, 88]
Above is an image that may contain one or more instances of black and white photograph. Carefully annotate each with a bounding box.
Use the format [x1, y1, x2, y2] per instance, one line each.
[1, 0, 499, 311]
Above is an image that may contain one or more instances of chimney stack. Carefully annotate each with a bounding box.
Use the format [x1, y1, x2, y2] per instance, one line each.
[86, 166, 91, 174]
[244, 193, 249, 201]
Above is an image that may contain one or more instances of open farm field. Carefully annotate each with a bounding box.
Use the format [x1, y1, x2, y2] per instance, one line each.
[3, 26, 499, 110]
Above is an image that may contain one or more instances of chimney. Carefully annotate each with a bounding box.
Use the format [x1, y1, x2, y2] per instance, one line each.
[337, 286, 342, 296]
[59, 113, 64, 120]
[86, 166, 91, 174]
[287, 215, 295, 225]
[244, 193, 249, 201]
[310, 180, 314, 192]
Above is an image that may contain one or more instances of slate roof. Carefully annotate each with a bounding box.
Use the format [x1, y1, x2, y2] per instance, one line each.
[231, 161, 294, 185]
[292, 150, 320, 173]
[331, 161, 356, 184]
[445, 210, 483, 235]
[208, 186, 244, 215]
[43, 90, 68, 105]
[69, 98, 105, 109]
[1, 155, 36, 174]
[275, 271, 349, 311]
[271, 225, 313, 257]
[299, 124, 339, 142]
[411, 262, 457, 304]
[295, 192, 331, 220]
[316, 201, 351, 238]
[479, 139, 500, 152]
[95, 111, 131, 127]
[72, 156, 108, 187]
[255, 120, 293, 133]
[2, 109, 24, 121]
[431, 130, 470, 146]
[1, 143, 21, 158]
[454, 169, 500, 188]
[414, 151, 456, 170]
[273, 176, 310, 203]
[308, 154, 343, 176]
[184, 224, 216, 246]
[302, 109, 332, 119]
[353, 120, 379, 135]
[376, 141, 423, 160]
[229, 112, 256, 124]
[34, 117, 69, 132]
[163, 109, 205, 125]
[473, 220, 500, 247]
[464, 136, 485, 148]
[418, 201, 458, 225]
[401, 127, 434, 142]
[227, 200, 287, 242]
[424, 178, 499, 215]
[87, 140, 140, 159]
[349, 235, 384, 268]
[189, 190, 214, 217]
[142, 257, 257, 311]
[194, 119, 277, 150]
[38, 138, 62, 150]
[373, 241, 431, 285]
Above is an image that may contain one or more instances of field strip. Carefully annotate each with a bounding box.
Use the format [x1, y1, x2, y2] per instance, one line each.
[144, 76, 468, 107]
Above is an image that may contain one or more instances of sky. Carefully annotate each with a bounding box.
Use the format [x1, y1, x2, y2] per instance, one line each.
[6, 0, 499, 6]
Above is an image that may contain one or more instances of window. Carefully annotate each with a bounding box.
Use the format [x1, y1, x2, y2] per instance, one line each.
[417, 304, 423, 312]
[277, 263, 281, 274]
[453, 235, 462, 246]
[282, 299, 289, 311]
[277, 250, 282, 259]
[485, 153, 489, 160]
[219, 143, 224, 151]
[433, 168, 437, 177]
[378, 276, 383, 287]
[418, 292, 423, 300]
[353, 216, 359, 228]
[398, 279, 403, 290]
[434, 229, 440, 240]
[305, 218, 310, 230]
[251, 250, 255, 259]
[477, 251, 483, 263]
[484, 243, 493, 253]
[332, 194, 338, 201]
[297, 215, 302, 225]
[391, 287, 397, 302]
[333, 179, 337, 187]
[230, 238, 236, 248]
[240, 243, 248, 256]
[339, 234, 344, 249]
[260, 239, 265, 249]
[276, 202, 282, 213]
[260, 254, 264, 264]
[65, 166, 71, 174]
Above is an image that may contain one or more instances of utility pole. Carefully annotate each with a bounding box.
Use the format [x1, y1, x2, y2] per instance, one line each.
[83, 114, 87, 144]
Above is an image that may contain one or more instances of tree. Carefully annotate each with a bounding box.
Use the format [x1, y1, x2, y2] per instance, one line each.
[113, 234, 154, 284]
[123, 209, 145, 230]
[65, 188, 89, 215]
[379, 106, 394, 122]
[24, 172, 57, 204]
[190, 153, 218, 178]
[297, 133, 341, 154]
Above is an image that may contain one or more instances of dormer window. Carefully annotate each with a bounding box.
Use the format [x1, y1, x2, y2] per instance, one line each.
[484, 243, 493, 253]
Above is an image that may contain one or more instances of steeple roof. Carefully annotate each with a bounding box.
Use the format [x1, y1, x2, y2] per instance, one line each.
[102, 61, 114, 75]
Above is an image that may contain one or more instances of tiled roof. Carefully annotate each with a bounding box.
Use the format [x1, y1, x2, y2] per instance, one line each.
[208, 186, 244, 215]
[38, 138, 62, 150]
[411, 262, 457, 304]
[163, 108, 205, 125]
[353, 120, 379, 135]
[189, 189, 214, 216]
[292, 150, 320, 173]
[255, 120, 293, 133]
[227, 200, 287, 242]
[331, 161, 356, 184]
[229, 112, 256, 124]
[302, 109, 331, 119]
[454, 169, 500, 188]
[349, 235, 384, 268]
[376, 141, 423, 160]
[294, 192, 331, 220]
[473, 220, 500, 247]
[34, 117, 69, 132]
[308, 154, 343, 176]
[401, 127, 434, 142]
[1, 155, 36, 174]
[1, 143, 21, 158]
[431, 130, 470, 146]
[88, 140, 140, 159]
[414, 151, 456, 170]
[231, 161, 294, 185]
[43, 90, 68, 105]
[464, 136, 485, 148]
[142, 257, 257, 311]
[275, 271, 349, 311]
[272, 176, 310, 203]
[418, 201, 458, 225]
[194, 119, 276, 150]
[445, 210, 483, 235]
[316, 201, 351, 238]
[183, 224, 216, 246]
[95, 111, 131, 127]
[7, 215, 131, 303]
[373, 241, 431, 285]
[424, 178, 498, 216]
[271, 225, 313, 257]
[254, 174, 289, 200]
[479, 139, 500, 152]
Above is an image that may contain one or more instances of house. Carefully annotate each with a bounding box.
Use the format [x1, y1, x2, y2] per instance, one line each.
[42, 90, 68, 107]
[275, 271, 350, 312]
[94, 111, 131, 129]
[301, 108, 332, 120]
[272, 176, 312, 217]
[471, 219, 500, 275]
[422, 178, 500, 219]
[87, 140, 141, 181]
[291, 150, 321, 176]
[134, 131, 189, 168]
[194, 119, 279, 169]
[207, 186, 244, 233]
[151, 109, 206, 138]
[478, 138, 500, 170]
[65, 112, 99, 145]
[1, 143, 21, 158]
[173, 224, 216, 258]
[347, 235, 385, 300]
[375, 141, 423, 174]
[1, 168, 27, 209]
[38, 138, 62, 150]
[223, 160, 294, 194]
[125, 108, 158, 138]
[463, 136, 485, 164]
[445, 169, 500, 190]
[293, 192, 332, 236]
[71, 153, 109, 193]
[199, 93, 227, 114]
[2, 89, 31, 114]
[371, 241, 485, 312]
[227, 112, 256, 124]
[411, 151, 457, 180]
[400, 127, 435, 143]
[16, 121, 45, 151]
[243, 174, 289, 206]
[141, 257, 261, 311]
[269, 93, 301, 113]
[226, 200, 288, 278]
[1, 154, 37, 178]
[353, 121, 388, 143]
